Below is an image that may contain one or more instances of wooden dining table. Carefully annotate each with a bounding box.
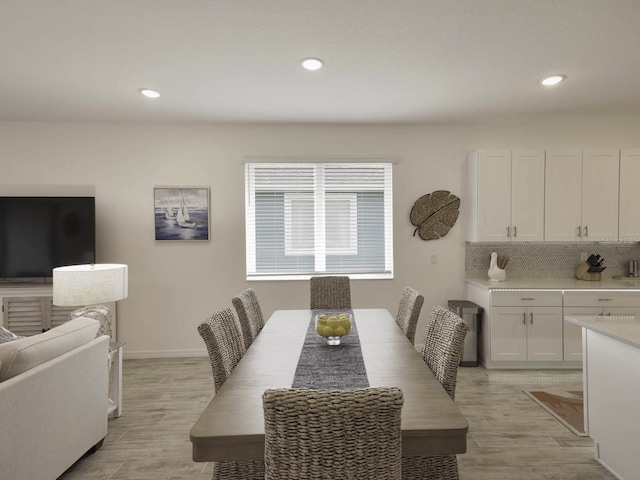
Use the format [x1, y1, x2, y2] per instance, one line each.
[190, 309, 469, 462]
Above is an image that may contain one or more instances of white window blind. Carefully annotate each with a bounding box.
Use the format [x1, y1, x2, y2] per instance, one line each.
[245, 162, 393, 280]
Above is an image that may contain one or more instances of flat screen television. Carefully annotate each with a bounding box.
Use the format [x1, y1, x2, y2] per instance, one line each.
[0, 197, 96, 279]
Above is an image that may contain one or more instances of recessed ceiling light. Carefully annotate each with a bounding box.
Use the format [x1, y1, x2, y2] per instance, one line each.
[301, 58, 323, 71]
[139, 88, 160, 98]
[540, 75, 566, 86]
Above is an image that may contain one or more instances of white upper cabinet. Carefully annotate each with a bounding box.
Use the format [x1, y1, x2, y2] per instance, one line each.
[467, 150, 544, 242]
[511, 150, 546, 242]
[545, 149, 619, 241]
[619, 149, 640, 241]
[582, 150, 620, 241]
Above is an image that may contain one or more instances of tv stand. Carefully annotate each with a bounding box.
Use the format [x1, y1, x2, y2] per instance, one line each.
[0, 284, 116, 339]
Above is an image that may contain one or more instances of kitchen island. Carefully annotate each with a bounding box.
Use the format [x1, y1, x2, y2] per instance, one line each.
[565, 314, 640, 480]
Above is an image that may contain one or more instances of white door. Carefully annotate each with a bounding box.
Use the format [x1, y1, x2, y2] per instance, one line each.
[526, 306, 563, 361]
[619, 149, 640, 241]
[477, 150, 512, 241]
[581, 149, 619, 241]
[490, 306, 527, 361]
[511, 150, 545, 241]
[545, 150, 583, 241]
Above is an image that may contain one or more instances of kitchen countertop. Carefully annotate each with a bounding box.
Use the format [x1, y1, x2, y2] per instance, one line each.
[466, 276, 640, 290]
[565, 314, 640, 349]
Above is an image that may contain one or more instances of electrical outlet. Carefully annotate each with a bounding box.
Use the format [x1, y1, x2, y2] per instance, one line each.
[430, 254, 438, 264]
[580, 252, 588, 262]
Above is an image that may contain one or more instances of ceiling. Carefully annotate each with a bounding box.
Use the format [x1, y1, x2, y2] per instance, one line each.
[2, 0, 640, 124]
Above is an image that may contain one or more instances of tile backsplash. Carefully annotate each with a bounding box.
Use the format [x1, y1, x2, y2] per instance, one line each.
[466, 241, 640, 279]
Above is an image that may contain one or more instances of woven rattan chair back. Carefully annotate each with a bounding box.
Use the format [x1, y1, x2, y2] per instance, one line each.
[197, 307, 246, 391]
[232, 288, 265, 350]
[402, 306, 469, 480]
[263, 387, 403, 480]
[421, 305, 468, 400]
[395, 286, 424, 344]
[309, 275, 352, 310]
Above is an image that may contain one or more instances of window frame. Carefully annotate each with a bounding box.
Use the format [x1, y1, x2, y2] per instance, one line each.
[245, 162, 393, 281]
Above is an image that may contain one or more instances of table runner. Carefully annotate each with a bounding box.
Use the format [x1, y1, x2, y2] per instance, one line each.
[291, 309, 370, 389]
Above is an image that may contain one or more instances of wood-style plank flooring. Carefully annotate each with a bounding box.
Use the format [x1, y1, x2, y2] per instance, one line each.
[59, 358, 616, 479]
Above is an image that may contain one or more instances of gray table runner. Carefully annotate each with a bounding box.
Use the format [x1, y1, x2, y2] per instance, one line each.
[291, 309, 370, 389]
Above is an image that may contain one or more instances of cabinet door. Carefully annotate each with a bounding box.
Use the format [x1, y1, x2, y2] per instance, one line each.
[581, 149, 619, 241]
[526, 306, 563, 361]
[511, 150, 545, 241]
[477, 150, 512, 241]
[619, 149, 640, 241]
[545, 150, 583, 241]
[2, 296, 47, 336]
[490, 306, 527, 361]
[563, 306, 602, 361]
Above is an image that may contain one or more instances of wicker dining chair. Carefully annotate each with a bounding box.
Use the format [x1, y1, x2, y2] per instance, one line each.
[263, 387, 404, 480]
[395, 286, 424, 344]
[402, 305, 469, 480]
[232, 288, 265, 350]
[197, 307, 246, 391]
[197, 308, 264, 479]
[309, 275, 352, 310]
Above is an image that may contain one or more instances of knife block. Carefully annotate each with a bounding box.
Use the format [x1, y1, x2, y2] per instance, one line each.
[575, 261, 602, 281]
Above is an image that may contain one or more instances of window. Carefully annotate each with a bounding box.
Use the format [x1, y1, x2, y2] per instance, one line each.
[245, 162, 393, 280]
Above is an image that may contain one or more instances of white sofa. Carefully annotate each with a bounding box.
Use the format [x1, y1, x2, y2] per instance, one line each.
[0, 317, 109, 480]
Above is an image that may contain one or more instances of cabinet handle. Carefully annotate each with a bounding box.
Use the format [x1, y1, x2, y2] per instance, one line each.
[529, 312, 534, 325]
[584, 225, 589, 237]
[521, 297, 535, 301]
[522, 312, 526, 325]
[513, 225, 517, 237]
[577, 225, 582, 237]
[598, 298, 613, 301]
[506, 226, 511, 238]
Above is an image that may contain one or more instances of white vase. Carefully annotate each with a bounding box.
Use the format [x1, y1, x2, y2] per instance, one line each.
[488, 252, 507, 282]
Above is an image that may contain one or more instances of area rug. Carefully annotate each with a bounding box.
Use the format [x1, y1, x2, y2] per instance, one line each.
[524, 390, 587, 436]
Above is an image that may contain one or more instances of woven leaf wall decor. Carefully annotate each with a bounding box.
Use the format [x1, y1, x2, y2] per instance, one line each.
[410, 190, 460, 240]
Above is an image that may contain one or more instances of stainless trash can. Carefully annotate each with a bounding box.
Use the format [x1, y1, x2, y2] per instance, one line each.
[448, 300, 483, 367]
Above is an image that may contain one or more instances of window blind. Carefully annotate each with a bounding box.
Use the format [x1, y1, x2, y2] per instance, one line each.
[245, 163, 393, 280]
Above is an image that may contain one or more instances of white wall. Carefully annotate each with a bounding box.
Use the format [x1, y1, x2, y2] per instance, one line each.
[1, 116, 639, 357]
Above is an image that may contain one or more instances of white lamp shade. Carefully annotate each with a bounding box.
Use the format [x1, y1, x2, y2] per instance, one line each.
[53, 264, 128, 306]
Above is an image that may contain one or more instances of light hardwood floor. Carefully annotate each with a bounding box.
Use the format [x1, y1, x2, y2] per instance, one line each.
[59, 358, 615, 480]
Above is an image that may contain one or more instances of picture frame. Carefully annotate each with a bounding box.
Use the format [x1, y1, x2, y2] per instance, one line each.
[154, 186, 210, 241]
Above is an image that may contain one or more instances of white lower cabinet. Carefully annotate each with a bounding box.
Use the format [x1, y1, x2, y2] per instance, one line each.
[0, 285, 117, 338]
[563, 291, 640, 361]
[491, 306, 563, 362]
[487, 290, 564, 365]
[465, 284, 640, 369]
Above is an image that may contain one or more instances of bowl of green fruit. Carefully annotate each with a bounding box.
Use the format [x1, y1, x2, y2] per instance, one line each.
[315, 312, 352, 345]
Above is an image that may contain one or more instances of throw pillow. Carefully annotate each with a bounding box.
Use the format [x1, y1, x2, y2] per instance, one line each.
[0, 327, 24, 344]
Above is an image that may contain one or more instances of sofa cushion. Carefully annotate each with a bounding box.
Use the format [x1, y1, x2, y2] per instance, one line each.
[0, 317, 100, 382]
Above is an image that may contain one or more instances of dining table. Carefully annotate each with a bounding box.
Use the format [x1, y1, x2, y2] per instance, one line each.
[190, 308, 469, 462]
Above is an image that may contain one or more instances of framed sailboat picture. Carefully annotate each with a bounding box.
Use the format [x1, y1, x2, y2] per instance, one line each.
[154, 187, 210, 241]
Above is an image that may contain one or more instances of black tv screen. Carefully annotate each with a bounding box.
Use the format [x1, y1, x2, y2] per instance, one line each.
[0, 197, 96, 279]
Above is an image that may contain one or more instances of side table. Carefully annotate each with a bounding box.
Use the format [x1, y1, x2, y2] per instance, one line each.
[108, 341, 125, 418]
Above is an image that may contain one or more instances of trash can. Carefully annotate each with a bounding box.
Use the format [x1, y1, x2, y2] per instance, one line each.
[448, 300, 483, 367]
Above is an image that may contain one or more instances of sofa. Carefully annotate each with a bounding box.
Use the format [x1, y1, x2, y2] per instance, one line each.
[0, 317, 109, 480]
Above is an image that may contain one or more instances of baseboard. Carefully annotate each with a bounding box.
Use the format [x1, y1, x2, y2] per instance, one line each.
[123, 349, 207, 359]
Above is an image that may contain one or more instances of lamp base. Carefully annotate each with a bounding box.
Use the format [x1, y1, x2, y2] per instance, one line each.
[69, 305, 113, 339]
